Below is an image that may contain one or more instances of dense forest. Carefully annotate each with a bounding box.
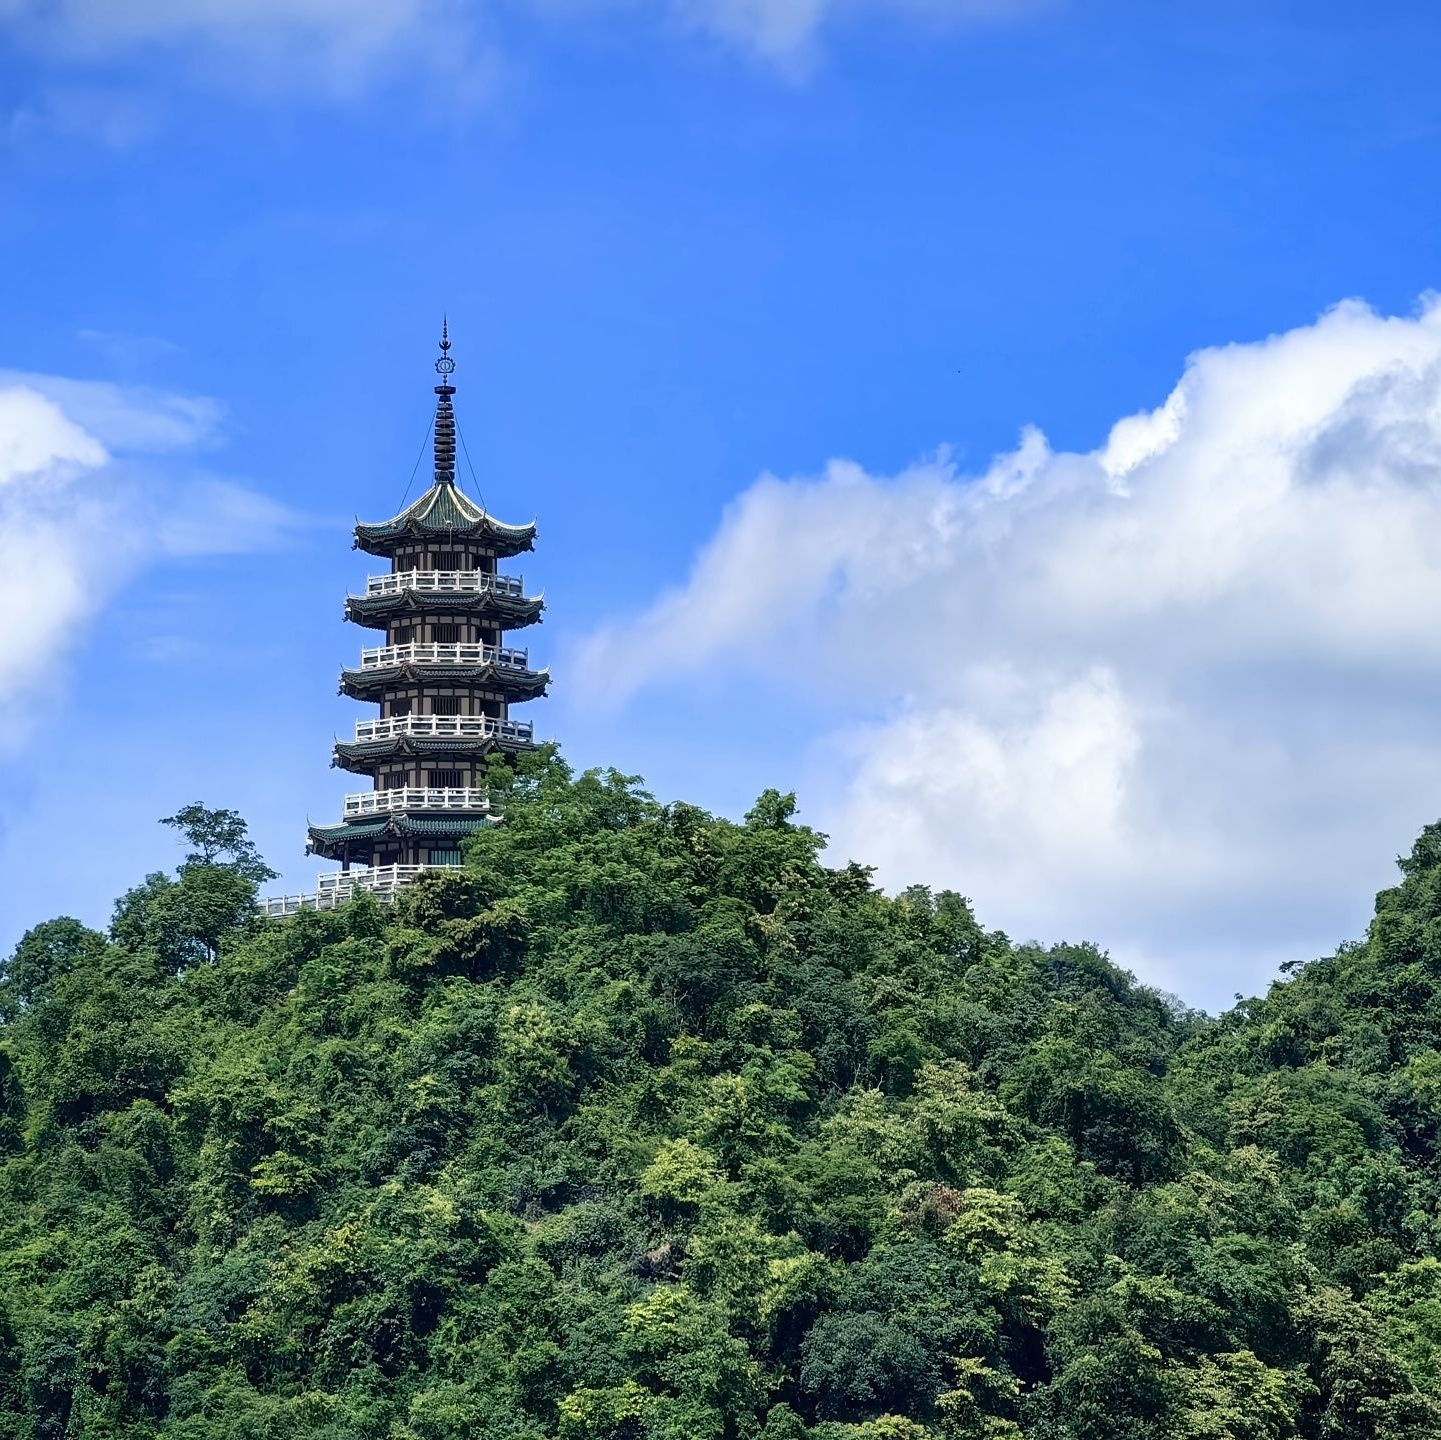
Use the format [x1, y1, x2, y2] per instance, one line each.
[5, 750, 1441, 1439]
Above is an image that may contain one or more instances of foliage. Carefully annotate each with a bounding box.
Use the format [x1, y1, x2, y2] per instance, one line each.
[4, 752, 1441, 1437]
[160, 805, 278, 886]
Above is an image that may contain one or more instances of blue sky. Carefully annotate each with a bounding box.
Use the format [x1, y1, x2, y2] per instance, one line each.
[3, 0, 1441, 1007]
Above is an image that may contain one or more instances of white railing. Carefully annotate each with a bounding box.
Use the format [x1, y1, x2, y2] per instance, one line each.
[358, 642, 530, 670]
[353, 715, 535, 744]
[343, 787, 491, 817]
[258, 862, 460, 917]
[361, 569, 525, 599]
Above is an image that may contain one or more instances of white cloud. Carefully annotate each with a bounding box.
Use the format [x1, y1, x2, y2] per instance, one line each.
[676, 0, 1047, 65]
[3, 0, 496, 102]
[674, 0, 832, 60]
[575, 296, 1441, 1004]
[0, 0, 1044, 105]
[0, 386, 106, 483]
[0, 372, 224, 452]
[0, 371, 293, 752]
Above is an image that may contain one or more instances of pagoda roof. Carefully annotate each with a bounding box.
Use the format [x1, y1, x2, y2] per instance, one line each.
[344, 589, 544, 631]
[340, 661, 550, 703]
[306, 813, 494, 858]
[353, 482, 536, 558]
[356, 327, 536, 558]
[332, 732, 537, 774]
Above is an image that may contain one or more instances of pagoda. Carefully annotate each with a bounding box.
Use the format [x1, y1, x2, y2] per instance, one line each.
[297, 324, 547, 897]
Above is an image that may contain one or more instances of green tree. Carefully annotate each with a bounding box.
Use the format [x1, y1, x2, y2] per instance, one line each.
[161, 803, 279, 885]
[3, 758, 1441, 1440]
[109, 805, 277, 967]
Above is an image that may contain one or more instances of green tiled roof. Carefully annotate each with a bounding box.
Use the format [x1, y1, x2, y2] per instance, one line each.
[354, 480, 536, 557]
[332, 733, 536, 774]
[307, 814, 495, 849]
[344, 589, 544, 631]
[339, 662, 550, 702]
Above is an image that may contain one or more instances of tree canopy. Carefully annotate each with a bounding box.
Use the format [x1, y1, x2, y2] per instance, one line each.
[4, 751, 1441, 1438]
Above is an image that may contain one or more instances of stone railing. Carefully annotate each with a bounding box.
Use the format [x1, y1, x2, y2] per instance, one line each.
[361, 569, 526, 599]
[258, 862, 459, 917]
[353, 714, 535, 743]
[342, 787, 491, 818]
[358, 641, 530, 670]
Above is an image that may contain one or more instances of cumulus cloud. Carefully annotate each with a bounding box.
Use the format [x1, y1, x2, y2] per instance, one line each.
[0, 371, 293, 752]
[575, 297, 1441, 1004]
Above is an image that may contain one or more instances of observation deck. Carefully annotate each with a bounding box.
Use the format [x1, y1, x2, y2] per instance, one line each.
[341, 641, 549, 702]
[355, 714, 533, 743]
[342, 786, 491, 818]
[332, 713, 538, 774]
[359, 641, 530, 670]
[362, 569, 526, 599]
[345, 569, 543, 630]
[258, 862, 459, 917]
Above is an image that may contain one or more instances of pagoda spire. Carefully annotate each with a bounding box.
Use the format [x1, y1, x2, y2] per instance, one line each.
[433, 318, 458, 488]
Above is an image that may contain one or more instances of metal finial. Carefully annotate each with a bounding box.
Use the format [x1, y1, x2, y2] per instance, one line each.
[435, 317, 455, 380]
[433, 319, 457, 486]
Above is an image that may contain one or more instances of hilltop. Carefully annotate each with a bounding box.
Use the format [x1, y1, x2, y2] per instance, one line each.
[4, 751, 1441, 1439]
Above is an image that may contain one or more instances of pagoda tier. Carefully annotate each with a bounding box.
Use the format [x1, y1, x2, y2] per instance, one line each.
[339, 651, 550, 704]
[307, 813, 493, 865]
[333, 716, 534, 776]
[353, 476, 535, 559]
[345, 583, 543, 632]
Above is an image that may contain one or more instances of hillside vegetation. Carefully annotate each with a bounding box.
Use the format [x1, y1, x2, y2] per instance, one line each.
[5, 752, 1441, 1439]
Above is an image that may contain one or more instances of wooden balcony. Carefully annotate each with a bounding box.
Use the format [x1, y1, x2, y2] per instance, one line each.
[258, 862, 457, 917]
[358, 641, 530, 670]
[342, 786, 491, 818]
[353, 715, 535, 744]
[360, 569, 526, 599]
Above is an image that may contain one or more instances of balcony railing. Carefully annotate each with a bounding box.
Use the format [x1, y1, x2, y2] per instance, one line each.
[358, 641, 530, 671]
[353, 715, 535, 744]
[360, 569, 525, 599]
[258, 862, 459, 917]
[343, 786, 491, 817]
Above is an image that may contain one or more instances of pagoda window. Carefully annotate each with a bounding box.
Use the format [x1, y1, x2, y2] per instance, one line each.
[434, 623, 464, 643]
[390, 699, 412, 718]
[433, 696, 462, 715]
[392, 625, 414, 646]
[428, 848, 463, 866]
[436, 550, 469, 571]
[431, 769, 465, 789]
